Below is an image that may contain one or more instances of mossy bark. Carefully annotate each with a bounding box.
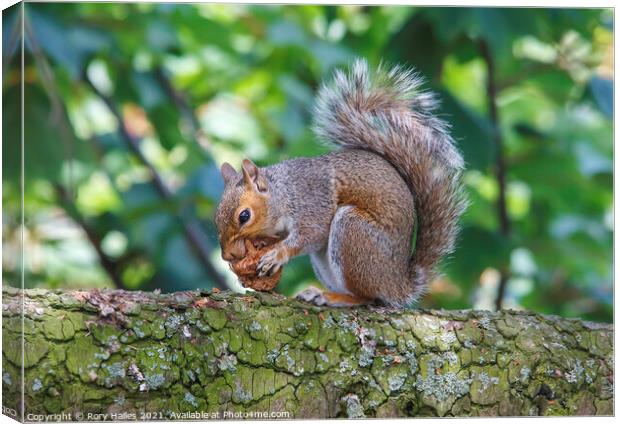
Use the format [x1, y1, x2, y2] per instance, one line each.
[2, 287, 613, 420]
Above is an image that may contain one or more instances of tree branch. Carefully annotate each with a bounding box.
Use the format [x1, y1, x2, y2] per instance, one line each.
[2, 288, 613, 418]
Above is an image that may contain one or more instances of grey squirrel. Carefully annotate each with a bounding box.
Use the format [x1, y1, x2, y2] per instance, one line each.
[215, 59, 467, 307]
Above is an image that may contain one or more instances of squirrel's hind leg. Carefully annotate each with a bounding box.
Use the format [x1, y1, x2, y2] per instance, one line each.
[298, 205, 413, 307]
[297, 250, 373, 307]
[326, 205, 413, 307]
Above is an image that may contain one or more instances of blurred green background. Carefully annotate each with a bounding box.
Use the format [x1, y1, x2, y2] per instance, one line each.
[2, 4, 613, 322]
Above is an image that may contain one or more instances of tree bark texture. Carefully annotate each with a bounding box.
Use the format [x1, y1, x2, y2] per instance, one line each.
[1, 288, 614, 420]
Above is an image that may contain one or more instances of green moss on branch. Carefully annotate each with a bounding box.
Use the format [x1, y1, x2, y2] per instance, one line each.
[2, 287, 613, 419]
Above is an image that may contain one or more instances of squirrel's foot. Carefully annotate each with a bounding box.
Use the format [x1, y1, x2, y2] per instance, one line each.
[296, 287, 372, 307]
[257, 248, 288, 277]
[296, 286, 329, 306]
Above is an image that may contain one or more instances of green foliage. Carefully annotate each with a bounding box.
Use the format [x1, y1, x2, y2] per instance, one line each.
[2, 4, 612, 322]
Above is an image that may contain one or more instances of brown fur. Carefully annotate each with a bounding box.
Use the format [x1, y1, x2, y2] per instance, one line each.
[215, 60, 466, 307]
[323, 292, 371, 306]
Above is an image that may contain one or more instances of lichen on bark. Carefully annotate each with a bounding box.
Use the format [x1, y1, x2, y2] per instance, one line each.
[2, 287, 614, 419]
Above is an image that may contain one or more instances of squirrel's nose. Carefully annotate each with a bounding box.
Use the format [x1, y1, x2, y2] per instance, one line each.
[222, 240, 246, 261]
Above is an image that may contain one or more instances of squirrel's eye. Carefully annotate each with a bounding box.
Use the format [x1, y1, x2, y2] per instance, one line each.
[238, 209, 251, 225]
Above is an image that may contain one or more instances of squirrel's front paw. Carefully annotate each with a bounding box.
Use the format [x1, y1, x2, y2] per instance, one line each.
[257, 248, 288, 277]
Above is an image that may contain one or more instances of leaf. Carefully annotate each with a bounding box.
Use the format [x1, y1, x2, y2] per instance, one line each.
[117, 183, 179, 256]
[2, 4, 21, 60]
[146, 20, 178, 52]
[308, 40, 354, 75]
[267, 20, 307, 46]
[385, 12, 446, 79]
[157, 234, 211, 291]
[447, 225, 512, 286]
[26, 6, 81, 76]
[588, 76, 612, 119]
[438, 90, 494, 170]
[198, 94, 266, 158]
[26, 5, 111, 78]
[148, 105, 185, 151]
[525, 69, 575, 104]
[3, 83, 93, 185]
[132, 71, 167, 110]
[274, 75, 313, 144]
[179, 163, 224, 203]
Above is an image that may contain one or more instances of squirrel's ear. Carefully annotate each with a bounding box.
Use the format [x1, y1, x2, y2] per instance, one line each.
[220, 162, 237, 185]
[241, 159, 267, 193]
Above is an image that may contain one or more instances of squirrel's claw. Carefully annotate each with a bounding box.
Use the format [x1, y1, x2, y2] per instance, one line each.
[257, 249, 285, 277]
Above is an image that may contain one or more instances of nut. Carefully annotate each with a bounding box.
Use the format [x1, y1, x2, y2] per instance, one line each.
[229, 238, 282, 291]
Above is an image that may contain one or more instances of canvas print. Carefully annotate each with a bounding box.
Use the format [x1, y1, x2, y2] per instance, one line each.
[1, 2, 613, 421]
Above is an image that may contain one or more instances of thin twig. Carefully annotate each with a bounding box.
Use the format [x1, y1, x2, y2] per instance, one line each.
[480, 39, 511, 311]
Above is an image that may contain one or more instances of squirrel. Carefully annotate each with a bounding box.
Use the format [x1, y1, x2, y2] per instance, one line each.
[215, 59, 467, 307]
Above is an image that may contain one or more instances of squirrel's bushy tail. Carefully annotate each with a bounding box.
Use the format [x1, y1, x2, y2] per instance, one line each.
[313, 59, 467, 303]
